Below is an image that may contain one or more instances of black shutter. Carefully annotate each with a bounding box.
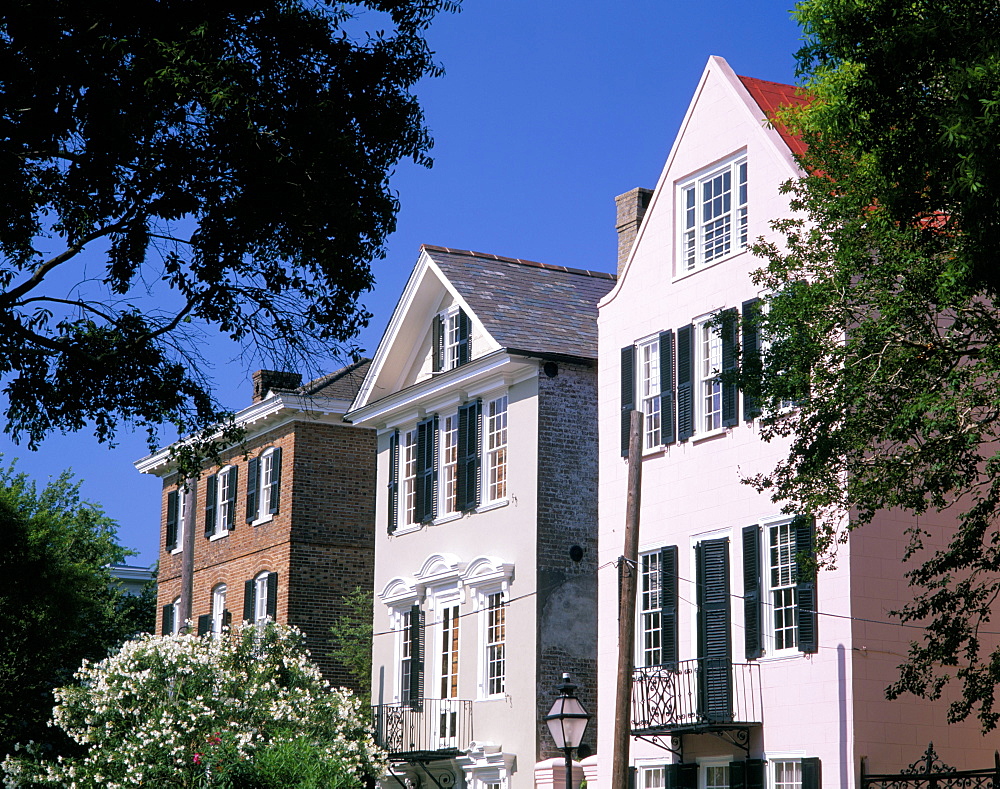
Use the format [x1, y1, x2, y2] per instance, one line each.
[246, 457, 260, 522]
[165, 490, 179, 551]
[677, 325, 694, 441]
[721, 307, 739, 427]
[162, 604, 174, 636]
[266, 572, 278, 619]
[457, 401, 481, 511]
[743, 525, 763, 660]
[665, 763, 698, 789]
[197, 614, 211, 636]
[204, 474, 217, 537]
[225, 466, 238, 530]
[730, 760, 745, 789]
[659, 330, 676, 445]
[432, 314, 443, 372]
[387, 431, 400, 533]
[243, 579, 255, 623]
[415, 416, 437, 523]
[660, 545, 678, 666]
[457, 309, 471, 366]
[696, 537, 732, 722]
[268, 447, 282, 514]
[801, 758, 821, 789]
[742, 298, 762, 420]
[795, 516, 818, 653]
[746, 760, 766, 789]
[408, 604, 424, 709]
[628, 767, 637, 789]
[621, 345, 636, 457]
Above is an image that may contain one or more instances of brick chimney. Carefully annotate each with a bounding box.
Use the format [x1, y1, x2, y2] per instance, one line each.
[615, 187, 654, 276]
[252, 370, 302, 403]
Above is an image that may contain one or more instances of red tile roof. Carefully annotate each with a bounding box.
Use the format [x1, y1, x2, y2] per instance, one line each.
[738, 75, 810, 157]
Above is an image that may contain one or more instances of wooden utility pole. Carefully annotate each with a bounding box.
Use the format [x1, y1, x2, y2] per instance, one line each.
[178, 478, 197, 631]
[612, 410, 643, 789]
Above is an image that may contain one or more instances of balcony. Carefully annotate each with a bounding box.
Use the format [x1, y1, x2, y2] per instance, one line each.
[372, 698, 474, 760]
[631, 658, 762, 735]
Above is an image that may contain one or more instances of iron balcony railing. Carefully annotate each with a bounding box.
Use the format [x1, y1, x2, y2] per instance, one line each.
[372, 698, 473, 758]
[631, 658, 763, 734]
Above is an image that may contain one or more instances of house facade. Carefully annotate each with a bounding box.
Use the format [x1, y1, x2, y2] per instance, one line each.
[594, 56, 999, 789]
[136, 361, 375, 688]
[347, 245, 614, 789]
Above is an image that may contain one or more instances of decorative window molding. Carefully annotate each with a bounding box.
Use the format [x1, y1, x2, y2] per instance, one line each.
[246, 447, 282, 526]
[462, 556, 513, 701]
[456, 743, 514, 789]
[678, 155, 748, 274]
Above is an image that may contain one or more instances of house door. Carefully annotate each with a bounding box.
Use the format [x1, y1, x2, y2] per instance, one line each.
[696, 537, 732, 723]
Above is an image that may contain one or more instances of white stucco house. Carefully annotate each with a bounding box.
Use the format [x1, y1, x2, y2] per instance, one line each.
[594, 56, 1000, 789]
[347, 244, 615, 789]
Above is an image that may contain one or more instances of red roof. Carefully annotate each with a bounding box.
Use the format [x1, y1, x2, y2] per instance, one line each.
[738, 75, 810, 157]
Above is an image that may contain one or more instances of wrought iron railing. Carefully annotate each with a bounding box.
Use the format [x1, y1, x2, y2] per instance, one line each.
[862, 744, 1000, 789]
[631, 658, 762, 733]
[372, 699, 473, 757]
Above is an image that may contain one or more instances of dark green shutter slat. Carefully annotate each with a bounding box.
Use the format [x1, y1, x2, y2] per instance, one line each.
[408, 604, 424, 709]
[742, 298, 762, 419]
[697, 537, 732, 722]
[665, 764, 679, 789]
[243, 580, 255, 623]
[628, 767, 636, 789]
[746, 760, 766, 789]
[268, 447, 282, 514]
[621, 345, 636, 457]
[660, 545, 678, 666]
[802, 758, 821, 789]
[432, 314, 443, 372]
[729, 760, 746, 789]
[457, 401, 481, 511]
[457, 309, 471, 366]
[387, 431, 399, 533]
[266, 572, 278, 619]
[721, 307, 739, 427]
[204, 474, 217, 537]
[677, 325, 694, 441]
[165, 490, 179, 551]
[796, 516, 819, 653]
[743, 524, 763, 660]
[678, 764, 697, 789]
[226, 466, 238, 530]
[162, 604, 174, 635]
[197, 614, 211, 636]
[659, 330, 676, 445]
[416, 417, 437, 523]
[246, 457, 260, 522]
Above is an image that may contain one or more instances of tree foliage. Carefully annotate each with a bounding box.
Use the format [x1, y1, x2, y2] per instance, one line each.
[0, 0, 459, 452]
[1, 623, 385, 788]
[0, 461, 153, 757]
[330, 587, 373, 705]
[744, 0, 1000, 732]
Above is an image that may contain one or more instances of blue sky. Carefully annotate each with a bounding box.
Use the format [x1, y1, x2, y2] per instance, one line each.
[0, 1, 803, 565]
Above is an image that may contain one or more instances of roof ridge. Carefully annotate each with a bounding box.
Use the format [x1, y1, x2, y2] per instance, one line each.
[421, 243, 616, 281]
[736, 74, 800, 91]
[299, 357, 371, 395]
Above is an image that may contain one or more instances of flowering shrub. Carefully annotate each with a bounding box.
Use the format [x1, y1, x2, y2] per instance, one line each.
[2, 622, 385, 788]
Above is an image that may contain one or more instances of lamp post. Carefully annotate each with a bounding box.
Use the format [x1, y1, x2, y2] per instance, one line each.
[545, 673, 592, 789]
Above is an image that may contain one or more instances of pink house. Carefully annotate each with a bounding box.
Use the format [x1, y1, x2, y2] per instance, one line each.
[593, 56, 999, 789]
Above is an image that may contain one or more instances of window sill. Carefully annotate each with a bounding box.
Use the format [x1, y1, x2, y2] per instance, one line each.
[433, 512, 463, 526]
[475, 694, 506, 703]
[209, 530, 230, 542]
[691, 427, 728, 445]
[170, 547, 183, 555]
[476, 498, 509, 514]
[672, 247, 748, 283]
[391, 523, 424, 537]
[250, 513, 274, 527]
[757, 650, 804, 664]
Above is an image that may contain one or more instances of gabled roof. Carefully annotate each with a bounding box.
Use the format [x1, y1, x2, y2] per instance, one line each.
[298, 358, 372, 400]
[423, 245, 616, 360]
[738, 75, 810, 157]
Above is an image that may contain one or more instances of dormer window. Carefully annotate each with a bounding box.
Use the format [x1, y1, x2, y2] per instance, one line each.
[433, 307, 471, 372]
[679, 156, 748, 273]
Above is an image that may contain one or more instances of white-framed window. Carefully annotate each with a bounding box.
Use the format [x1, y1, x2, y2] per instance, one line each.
[165, 486, 190, 553]
[638, 337, 662, 450]
[401, 429, 418, 528]
[248, 447, 282, 524]
[207, 465, 237, 539]
[679, 156, 748, 273]
[400, 607, 414, 702]
[772, 760, 802, 789]
[484, 591, 506, 697]
[170, 597, 181, 635]
[439, 412, 458, 517]
[696, 317, 723, 433]
[254, 571, 271, 626]
[443, 308, 463, 371]
[638, 551, 663, 667]
[439, 604, 460, 699]
[638, 766, 666, 789]
[434, 306, 471, 372]
[703, 762, 730, 789]
[484, 395, 508, 503]
[768, 520, 798, 652]
[211, 584, 227, 636]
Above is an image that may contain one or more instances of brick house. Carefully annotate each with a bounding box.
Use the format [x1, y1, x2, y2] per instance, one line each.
[135, 360, 375, 688]
[593, 55, 1000, 789]
[346, 245, 614, 789]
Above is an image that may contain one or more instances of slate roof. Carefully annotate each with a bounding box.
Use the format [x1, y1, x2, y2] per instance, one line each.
[298, 358, 372, 400]
[738, 75, 810, 157]
[423, 245, 616, 361]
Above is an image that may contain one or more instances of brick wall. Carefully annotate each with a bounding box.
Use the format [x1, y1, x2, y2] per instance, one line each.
[534, 360, 600, 761]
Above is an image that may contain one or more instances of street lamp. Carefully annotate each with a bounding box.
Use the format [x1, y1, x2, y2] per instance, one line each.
[545, 673, 592, 789]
